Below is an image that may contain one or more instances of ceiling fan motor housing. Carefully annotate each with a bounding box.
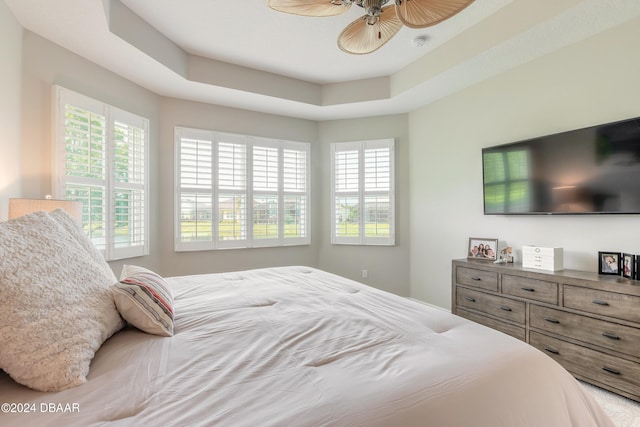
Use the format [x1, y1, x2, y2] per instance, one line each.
[357, 0, 390, 25]
[355, 0, 391, 11]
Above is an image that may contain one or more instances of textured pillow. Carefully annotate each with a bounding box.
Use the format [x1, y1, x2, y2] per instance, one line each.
[0, 211, 124, 391]
[48, 208, 116, 282]
[114, 265, 175, 336]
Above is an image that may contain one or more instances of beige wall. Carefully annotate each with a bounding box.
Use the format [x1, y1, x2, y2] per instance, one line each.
[0, 2, 22, 221]
[19, 31, 162, 272]
[17, 7, 640, 303]
[318, 115, 411, 296]
[409, 17, 640, 309]
[14, 29, 412, 293]
[17, 31, 322, 278]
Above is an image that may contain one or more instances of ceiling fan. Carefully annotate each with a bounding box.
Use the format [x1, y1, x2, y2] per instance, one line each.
[267, 0, 475, 55]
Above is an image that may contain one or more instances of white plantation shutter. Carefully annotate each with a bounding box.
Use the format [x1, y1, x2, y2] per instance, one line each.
[331, 139, 394, 245]
[333, 145, 360, 242]
[217, 137, 247, 248]
[175, 129, 214, 251]
[59, 102, 107, 250]
[111, 115, 148, 259]
[175, 128, 310, 251]
[363, 142, 392, 241]
[252, 143, 279, 243]
[53, 86, 149, 260]
[283, 146, 309, 242]
[335, 149, 360, 192]
[253, 145, 278, 192]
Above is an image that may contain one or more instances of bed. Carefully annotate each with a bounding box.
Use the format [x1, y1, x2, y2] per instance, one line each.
[0, 211, 614, 426]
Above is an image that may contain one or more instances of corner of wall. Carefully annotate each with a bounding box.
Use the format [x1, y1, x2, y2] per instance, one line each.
[0, 1, 24, 221]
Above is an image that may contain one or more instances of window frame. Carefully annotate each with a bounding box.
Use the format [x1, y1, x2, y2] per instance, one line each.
[52, 85, 150, 261]
[174, 127, 311, 251]
[330, 138, 395, 246]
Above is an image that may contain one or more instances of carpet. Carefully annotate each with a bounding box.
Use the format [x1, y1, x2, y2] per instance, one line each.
[581, 381, 640, 427]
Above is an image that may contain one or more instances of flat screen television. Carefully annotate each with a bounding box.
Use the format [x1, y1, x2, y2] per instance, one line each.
[483, 116, 640, 214]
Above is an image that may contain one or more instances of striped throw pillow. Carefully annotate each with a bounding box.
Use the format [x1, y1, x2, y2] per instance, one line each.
[114, 265, 175, 336]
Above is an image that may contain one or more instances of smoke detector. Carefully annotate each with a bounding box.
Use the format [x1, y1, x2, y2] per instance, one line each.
[411, 35, 428, 47]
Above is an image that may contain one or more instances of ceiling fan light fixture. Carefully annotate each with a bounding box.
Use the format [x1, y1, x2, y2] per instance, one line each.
[269, 0, 476, 54]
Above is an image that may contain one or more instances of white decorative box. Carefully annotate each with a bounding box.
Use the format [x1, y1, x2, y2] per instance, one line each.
[522, 246, 563, 271]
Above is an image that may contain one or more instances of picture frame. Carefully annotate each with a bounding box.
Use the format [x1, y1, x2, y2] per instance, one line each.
[468, 237, 499, 261]
[622, 253, 636, 279]
[499, 246, 514, 263]
[598, 251, 621, 276]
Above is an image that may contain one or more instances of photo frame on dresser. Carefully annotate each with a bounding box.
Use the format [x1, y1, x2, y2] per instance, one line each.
[598, 251, 621, 275]
[622, 253, 635, 279]
[467, 237, 498, 261]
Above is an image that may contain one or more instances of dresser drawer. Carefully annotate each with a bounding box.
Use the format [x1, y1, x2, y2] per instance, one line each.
[456, 287, 525, 325]
[455, 267, 498, 292]
[531, 331, 640, 398]
[457, 308, 526, 341]
[502, 275, 558, 305]
[564, 285, 640, 323]
[530, 305, 640, 358]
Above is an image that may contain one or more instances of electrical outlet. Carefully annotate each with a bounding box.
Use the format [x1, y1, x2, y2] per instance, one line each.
[362, 269, 368, 279]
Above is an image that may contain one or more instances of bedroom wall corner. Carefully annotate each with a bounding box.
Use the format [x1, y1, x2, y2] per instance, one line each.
[317, 114, 411, 297]
[409, 16, 640, 309]
[0, 1, 23, 221]
[19, 31, 163, 274]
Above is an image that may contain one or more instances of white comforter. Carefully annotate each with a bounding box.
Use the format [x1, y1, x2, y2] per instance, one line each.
[0, 266, 613, 426]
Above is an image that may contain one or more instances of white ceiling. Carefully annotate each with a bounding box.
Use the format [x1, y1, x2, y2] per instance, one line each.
[6, 0, 640, 121]
[119, 0, 510, 85]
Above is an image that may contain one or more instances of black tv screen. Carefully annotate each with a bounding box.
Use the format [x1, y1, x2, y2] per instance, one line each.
[483, 116, 640, 214]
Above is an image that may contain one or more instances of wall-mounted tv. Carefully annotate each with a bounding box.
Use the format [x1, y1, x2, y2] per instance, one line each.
[483, 116, 640, 215]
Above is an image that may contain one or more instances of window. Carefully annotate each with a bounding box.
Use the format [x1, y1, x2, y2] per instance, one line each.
[331, 139, 394, 245]
[53, 86, 149, 260]
[175, 127, 310, 251]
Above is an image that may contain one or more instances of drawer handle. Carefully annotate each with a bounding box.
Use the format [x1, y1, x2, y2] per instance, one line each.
[592, 300, 610, 306]
[521, 287, 536, 292]
[464, 296, 476, 302]
[471, 276, 482, 281]
[500, 306, 512, 312]
[544, 317, 560, 324]
[544, 347, 559, 355]
[602, 332, 620, 340]
[602, 366, 620, 375]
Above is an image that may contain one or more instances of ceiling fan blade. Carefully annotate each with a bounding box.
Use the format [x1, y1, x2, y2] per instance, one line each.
[395, 0, 475, 29]
[338, 6, 402, 55]
[268, 0, 351, 17]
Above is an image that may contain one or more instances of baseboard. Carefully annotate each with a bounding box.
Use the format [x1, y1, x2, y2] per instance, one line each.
[407, 297, 451, 313]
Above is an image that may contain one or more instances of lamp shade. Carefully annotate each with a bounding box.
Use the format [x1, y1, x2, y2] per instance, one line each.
[9, 198, 83, 222]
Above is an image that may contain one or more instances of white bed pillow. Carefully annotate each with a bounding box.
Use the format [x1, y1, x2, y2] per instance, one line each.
[0, 211, 124, 392]
[48, 208, 116, 282]
[114, 265, 175, 337]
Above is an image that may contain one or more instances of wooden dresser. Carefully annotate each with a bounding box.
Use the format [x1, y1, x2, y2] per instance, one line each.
[452, 258, 640, 402]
